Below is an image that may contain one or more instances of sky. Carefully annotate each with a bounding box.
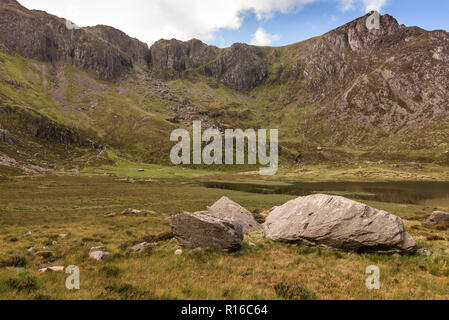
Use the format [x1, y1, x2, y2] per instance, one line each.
[18, 0, 449, 48]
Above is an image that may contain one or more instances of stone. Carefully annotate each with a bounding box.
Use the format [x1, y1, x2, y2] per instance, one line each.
[174, 249, 183, 256]
[0, 129, 16, 145]
[263, 194, 417, 255]
[131, 242, 152, 252]
[207, 196, 261, 232]
[122, 208, 141, 215]
[426, 211, 449, 225]
[407, 162, 424, 169]
[104, 212, 117, 218]
[39, 266, 64, 273]
[417, 248, 433, 257]
[248, 242, 256, 247]
[170, 212, 243, 251]
[89, 246, 110, 261]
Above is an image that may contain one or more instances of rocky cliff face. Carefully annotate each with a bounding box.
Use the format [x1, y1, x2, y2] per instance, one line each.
[200, 43, 267, 91]
[149, 38, 219, 79]
[149, 39, 267, 90]
[262, 12, 449, 145]
[0, 0, 148, 80]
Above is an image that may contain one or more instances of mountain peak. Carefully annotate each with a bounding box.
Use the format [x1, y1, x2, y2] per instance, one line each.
[322, 12, 403, 53]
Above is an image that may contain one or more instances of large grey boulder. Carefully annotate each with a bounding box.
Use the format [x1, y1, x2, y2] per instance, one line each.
[207, 196, 261, 232]
[426, 211, 449, 225]
[170, 212, 243, 251]
[264, 194, 417, 255]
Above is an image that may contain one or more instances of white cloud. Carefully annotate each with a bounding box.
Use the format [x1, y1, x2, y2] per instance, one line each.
[17, 0, 387, 47]
[18, 0, 314, 45]
[339, 0, 387, 12]
[250, 28, 280, 46]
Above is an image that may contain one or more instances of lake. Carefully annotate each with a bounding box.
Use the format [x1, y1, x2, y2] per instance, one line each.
[202, 180, 449, 206]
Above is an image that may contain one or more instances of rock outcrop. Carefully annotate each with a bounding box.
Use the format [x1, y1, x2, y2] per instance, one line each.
[170, 212, 243, 251]
[149, 38, 219, 79]
[149, 40, 267, 90]
[207, 196, 261, 232]
[0, 0, 148, 80]
[264, 194, 417, 254]
[200, 43, 267, 90]
[0, 128, 16, 145]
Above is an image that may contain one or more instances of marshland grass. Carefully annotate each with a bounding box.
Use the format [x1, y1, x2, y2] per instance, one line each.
[0, 173, 448, 300]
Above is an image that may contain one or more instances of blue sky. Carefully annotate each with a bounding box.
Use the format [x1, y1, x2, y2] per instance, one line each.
[19, 0, 449, 48]
[210, 0, 449, 47]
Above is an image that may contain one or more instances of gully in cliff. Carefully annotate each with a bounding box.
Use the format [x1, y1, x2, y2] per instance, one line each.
[170, 121, 278, 175]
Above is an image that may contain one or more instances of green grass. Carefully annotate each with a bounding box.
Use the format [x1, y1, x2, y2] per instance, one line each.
[0, 175, 448, 300]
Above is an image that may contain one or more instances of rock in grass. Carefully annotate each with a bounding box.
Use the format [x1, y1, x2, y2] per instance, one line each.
[104, 212, 117, 218]
[407, 162, 424, 169]
[39, 266, 64, 273]
[131, 242, 152, 252]
[170, 212, 243, 251]
[426, 211, 449, 225]
[89, 247, 110, 261]
[207, 196, 261, 232]
[417, 248, 433, 257]
[122, 208, 141, 215]
[174, 249, 183, 256]
[264, 194, 417, 255]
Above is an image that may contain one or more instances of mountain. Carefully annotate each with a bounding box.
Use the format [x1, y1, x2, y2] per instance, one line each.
[0, 0, 448, 176]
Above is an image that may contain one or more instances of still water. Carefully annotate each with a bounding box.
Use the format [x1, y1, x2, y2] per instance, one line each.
[202, 180, 449, 206]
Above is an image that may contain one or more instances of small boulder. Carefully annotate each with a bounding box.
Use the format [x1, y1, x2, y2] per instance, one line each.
[417, 248, 433, 257]
[407, 162, 423, 169]
[39, 266, 64, 273]
[89, 246, 110, 261]
[131, 242, 152, 252]
[264, 194, 417, 255]
[170, 212, 243, 251]
[104, 212, 117, 218]
[426, 211, 449, 225]
[122, 208, 141, 215]
[174, 249, 183, 256]
[207, 196, 261, 232]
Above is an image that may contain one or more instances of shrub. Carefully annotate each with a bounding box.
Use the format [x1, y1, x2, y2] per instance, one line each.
[6, 275, 38, 292]
[100, 265, 121, 277]
[274, 280, 317, 300]
[0, 255, 27, 267]
[105, 284, 144, 300]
